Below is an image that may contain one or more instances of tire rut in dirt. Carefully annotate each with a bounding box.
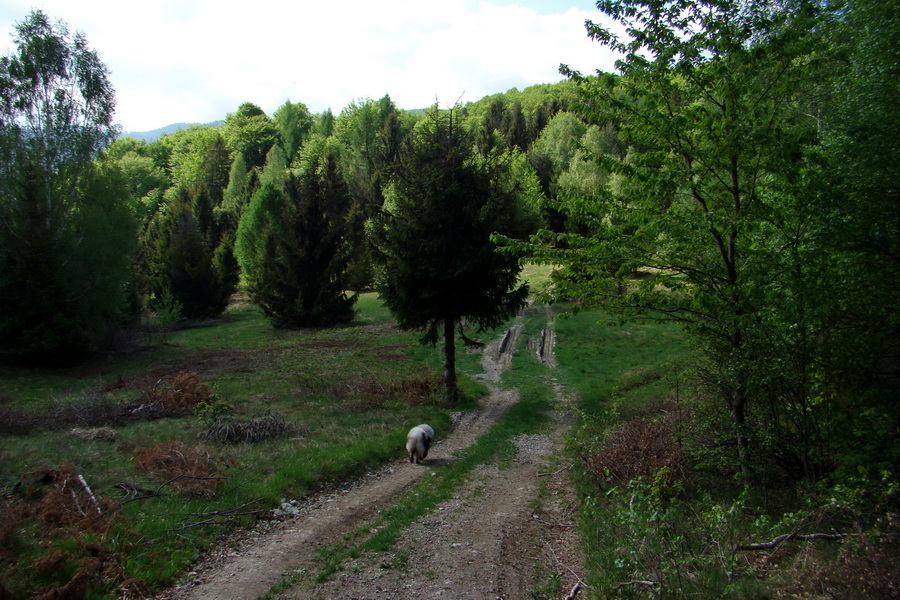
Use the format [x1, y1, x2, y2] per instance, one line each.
[285, 461, 549, 600]
[162, 325, 525, 600]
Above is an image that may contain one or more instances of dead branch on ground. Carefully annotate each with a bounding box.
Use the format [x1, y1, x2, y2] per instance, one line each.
[564, 581, 582, 600]
[76, 474, 101, 514]
[611, 580, 657, 590]
[538, 463, 573, 477]
[169, 501, 267, 531]
[736, 531, 900, 551]
[546, 543, 589, 594]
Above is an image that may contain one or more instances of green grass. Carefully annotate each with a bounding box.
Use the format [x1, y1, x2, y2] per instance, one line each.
[0, 293, 464, 599]
[519, 261, 557, 296]
[552, 309, 687, 415]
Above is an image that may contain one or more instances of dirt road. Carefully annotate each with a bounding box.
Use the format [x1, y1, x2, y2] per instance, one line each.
[162, 318, 583, 600]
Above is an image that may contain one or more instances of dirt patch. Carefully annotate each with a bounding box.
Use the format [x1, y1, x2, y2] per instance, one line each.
[119, 349, 257, 391]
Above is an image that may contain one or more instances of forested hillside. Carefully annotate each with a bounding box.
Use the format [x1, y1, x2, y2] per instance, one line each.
[1, 1, 897, 597]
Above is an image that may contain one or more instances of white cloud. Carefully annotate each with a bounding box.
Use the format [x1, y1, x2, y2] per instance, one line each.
[0, 0, 620, 132]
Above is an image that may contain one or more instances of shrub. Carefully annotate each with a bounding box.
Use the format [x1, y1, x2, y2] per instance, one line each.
[585, 411, 685, 487]
[200, 414, 290, 444]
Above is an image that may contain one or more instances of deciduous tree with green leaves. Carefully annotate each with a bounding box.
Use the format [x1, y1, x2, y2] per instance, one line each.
[223, 102, 278, 170]
[535, 0, 826, 473]
[369, 106, 531, 401]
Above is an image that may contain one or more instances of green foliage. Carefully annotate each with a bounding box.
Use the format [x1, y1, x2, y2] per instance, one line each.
[260, 142, 288, 190]
[273, 99, 313, 162]
[463, 80, 578, 144]
[219, 153, 251, 230]
[333, 95, 415, 290]
[148, 287, 182, 345]
[817, 0, 900, 461]
[144, 192, 231, 320]
[529, 111, 585, 176]
[555, 124, 622, 198]
[106, 139, 169, 225]
[235, 137, 357, 328]
[369, 105, 531, 399]
[528, 0, 853, 479]
[193, 393, 232, 427]
[0, 11, 135, 364]
[313, 108, 335, 138]
[527, 111, 590, 221]
[223, 102, 279, 169]
[166, 127, 230, 207]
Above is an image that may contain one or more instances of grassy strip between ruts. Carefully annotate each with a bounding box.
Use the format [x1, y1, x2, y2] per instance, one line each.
[260, 308, 557, 598]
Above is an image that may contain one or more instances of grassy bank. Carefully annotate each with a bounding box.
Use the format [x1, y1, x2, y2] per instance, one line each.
[553, 308, 898, 599]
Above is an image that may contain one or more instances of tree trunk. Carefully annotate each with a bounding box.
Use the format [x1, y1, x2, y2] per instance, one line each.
[443, 318, 458, 402]
[731, 352, 752, 478]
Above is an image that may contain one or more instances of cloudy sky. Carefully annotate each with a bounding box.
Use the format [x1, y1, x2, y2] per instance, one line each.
[0, 1, 619, 133]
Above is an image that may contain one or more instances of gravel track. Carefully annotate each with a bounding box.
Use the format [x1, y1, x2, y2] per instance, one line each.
[161, 316, 583, 600]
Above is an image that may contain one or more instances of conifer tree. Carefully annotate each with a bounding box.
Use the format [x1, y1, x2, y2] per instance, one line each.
[369, 106, 530, 400]
[144, 190, 230, 320]
[235, 138, 356, 327]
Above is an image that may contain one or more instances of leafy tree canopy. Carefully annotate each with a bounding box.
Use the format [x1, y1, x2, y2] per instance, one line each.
[223, 102, 278, 169]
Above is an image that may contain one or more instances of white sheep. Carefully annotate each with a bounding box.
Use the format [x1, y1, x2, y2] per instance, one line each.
[406, 424, 434, 463]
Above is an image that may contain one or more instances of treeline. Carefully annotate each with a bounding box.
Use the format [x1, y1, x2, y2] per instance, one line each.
[0, 9, 600, 370]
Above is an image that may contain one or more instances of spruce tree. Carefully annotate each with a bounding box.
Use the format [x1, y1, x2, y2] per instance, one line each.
[369, 106, 530, 401]
[235, 138, 356, 327]
[144, 190, 230, 320]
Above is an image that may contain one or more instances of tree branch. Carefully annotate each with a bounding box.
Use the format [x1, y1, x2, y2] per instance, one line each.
[736, 532, 900, 551]
[611, 580, 657, 590]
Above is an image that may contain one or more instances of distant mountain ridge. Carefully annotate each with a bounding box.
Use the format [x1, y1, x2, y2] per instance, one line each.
[120, 120, 224, 142]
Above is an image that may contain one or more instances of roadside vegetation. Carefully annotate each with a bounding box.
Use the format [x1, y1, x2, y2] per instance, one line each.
[555, 309, 898, 598]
